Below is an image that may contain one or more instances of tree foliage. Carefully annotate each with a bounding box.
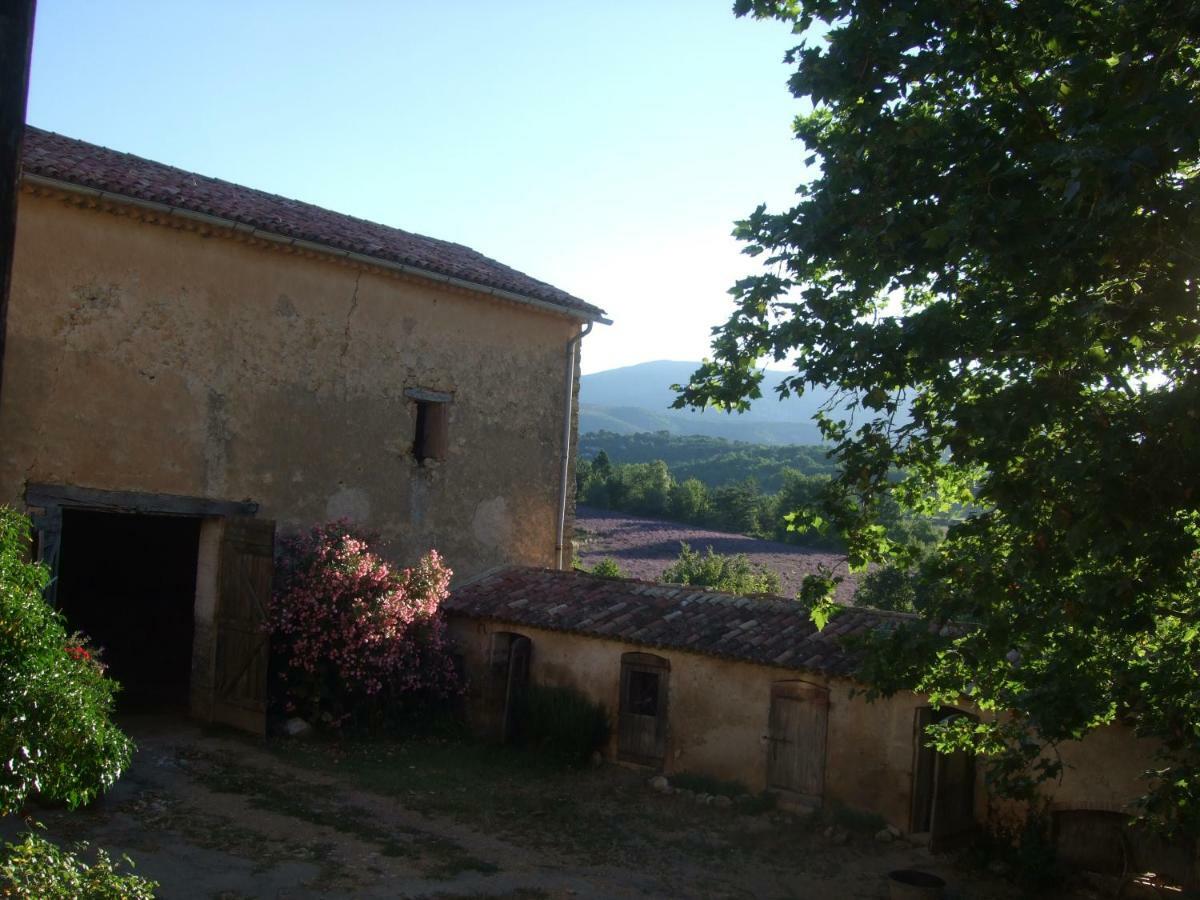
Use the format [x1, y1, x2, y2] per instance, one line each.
[0, 832, 156, 899]
[578, 430, 838, 491]
[577, 448, 940, 550]
[660, 543, 784, 595]
[677, 0, 1200, 831]
[589, 557, 627, 579]
[0, 507, 133, 815]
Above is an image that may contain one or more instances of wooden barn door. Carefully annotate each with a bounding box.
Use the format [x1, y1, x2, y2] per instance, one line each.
[618, 652, 669, 766]
[212, 517, 275, 735]
[767, 681, 829, 803]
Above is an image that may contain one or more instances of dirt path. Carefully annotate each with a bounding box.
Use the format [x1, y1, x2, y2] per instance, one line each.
[3, 717, 1014, 899]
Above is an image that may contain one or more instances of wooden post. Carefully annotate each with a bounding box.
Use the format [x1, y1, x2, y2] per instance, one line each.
[0, 0, 37, 403]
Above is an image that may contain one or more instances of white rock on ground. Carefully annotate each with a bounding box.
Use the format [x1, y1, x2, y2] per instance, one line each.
[283, 718, 312, 738]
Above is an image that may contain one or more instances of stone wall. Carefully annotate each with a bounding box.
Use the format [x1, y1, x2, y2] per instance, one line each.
[1, 188, 585, 580]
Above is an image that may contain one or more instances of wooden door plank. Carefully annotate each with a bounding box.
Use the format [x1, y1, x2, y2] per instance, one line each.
[211, 517, 274, 735]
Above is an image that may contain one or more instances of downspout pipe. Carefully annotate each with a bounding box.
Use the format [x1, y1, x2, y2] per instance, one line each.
[556, 321, 593, 569]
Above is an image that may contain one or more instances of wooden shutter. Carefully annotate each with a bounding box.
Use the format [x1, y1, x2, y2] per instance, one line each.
[212, 517, 274, 735]
[766, 681, 829, 801]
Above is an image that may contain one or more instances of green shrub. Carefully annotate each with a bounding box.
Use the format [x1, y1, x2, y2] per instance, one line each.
[825, 801, 888, 834]
[0, 831, 157, 898]
[660, 542, 782, 595]
[513, 684, 609, 766]
[0, 507, 133, 812]
[589, 557, 625, 579]
[852, 564, 918, 612]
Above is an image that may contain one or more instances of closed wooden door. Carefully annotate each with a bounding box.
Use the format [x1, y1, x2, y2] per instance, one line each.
[618, 653, 669, 765]
[212, 517, 274, 735]
[767, 682, 829, 800]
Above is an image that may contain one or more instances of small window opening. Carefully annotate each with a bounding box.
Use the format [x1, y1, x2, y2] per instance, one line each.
[407, 390, 451, 465]
[628, 670, 660, 716]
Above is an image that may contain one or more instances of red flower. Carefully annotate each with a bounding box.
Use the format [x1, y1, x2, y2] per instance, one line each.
[66, 645, 91, 662]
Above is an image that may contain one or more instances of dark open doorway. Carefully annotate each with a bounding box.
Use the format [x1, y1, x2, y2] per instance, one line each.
[56, 509, 201, 711]
[911, 706, 978, 851]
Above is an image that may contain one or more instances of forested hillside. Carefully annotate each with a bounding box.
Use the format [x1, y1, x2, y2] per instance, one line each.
[575, 434, 943, 552]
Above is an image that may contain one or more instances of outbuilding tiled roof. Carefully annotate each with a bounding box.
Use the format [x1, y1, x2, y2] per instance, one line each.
[21, 126, 605, 321]
[447, 567, 924, 678]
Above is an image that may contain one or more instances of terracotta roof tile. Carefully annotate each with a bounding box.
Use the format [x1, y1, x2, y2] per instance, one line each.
[20, 126, 605, 321]
[447, 567, 929, 678]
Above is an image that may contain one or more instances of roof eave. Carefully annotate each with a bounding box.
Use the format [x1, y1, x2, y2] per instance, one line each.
[22, 172, 613, 326]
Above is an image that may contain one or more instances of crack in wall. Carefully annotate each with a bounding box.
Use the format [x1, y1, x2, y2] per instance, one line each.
[338, 271, 362, 397]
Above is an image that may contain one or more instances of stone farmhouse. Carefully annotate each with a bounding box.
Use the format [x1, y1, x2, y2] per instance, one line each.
[447, 566, 1196, 884]
[0, 126, 607, 733]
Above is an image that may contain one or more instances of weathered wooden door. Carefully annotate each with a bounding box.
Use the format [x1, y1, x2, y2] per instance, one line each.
[766, 681, 829, 801]
[501, 635, 531, 743]
[212, 517, 274, 735]
[618, 652, 669, 765]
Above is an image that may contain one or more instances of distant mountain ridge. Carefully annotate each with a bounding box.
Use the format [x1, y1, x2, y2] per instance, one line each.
[579, 360, 836, 446]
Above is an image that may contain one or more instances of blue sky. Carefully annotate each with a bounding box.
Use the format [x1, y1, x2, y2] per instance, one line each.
[27, 1, 812, 373]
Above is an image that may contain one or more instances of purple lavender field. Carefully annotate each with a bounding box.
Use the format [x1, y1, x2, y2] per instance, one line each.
[575, 506, 858, 604]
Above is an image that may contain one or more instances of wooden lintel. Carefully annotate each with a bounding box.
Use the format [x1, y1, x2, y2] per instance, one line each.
[25, 483, 258, 518]
[404, 387, 454, 403]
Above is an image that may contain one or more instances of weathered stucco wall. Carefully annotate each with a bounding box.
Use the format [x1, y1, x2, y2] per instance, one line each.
[448, 615, 1158, 831]
[1, 189, 584, 579]
[449, 616, 933, 826]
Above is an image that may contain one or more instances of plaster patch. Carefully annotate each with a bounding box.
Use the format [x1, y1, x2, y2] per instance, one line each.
[274, 294, 299, 319]
[472, 496, 513, 549]
[325, 486, 371, 523]
[203, 389, 231, 497]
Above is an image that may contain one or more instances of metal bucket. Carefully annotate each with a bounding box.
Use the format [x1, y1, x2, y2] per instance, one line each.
[886, 869, 946, 900]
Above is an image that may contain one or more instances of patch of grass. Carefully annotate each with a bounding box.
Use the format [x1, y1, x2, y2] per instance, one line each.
[512, 684, 609, 766]
[267, 736, 656, 863]
[736, 792, 778, 815]
[422, 891, 548, 900]
[185, 748, 493, 881]
[264, 733, 852, 875]
[825, 801, 887, 834]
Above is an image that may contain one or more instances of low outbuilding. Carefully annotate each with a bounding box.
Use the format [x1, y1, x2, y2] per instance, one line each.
[447, 566, 1182, 878]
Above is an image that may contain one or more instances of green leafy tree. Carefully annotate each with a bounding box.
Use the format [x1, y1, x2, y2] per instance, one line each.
[668, 477, 711, 522]
[661, 543, 783, 595]
[852, 564, 920, 613]
[0, 508, 133, 814]
[0, 508, 146, 893]
[592, 449, 612, 480]
[677, 1, 1200, 831]
[707, 478, 763, 534]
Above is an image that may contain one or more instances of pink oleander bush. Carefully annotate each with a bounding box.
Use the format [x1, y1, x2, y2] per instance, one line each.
[269, 522, 461, 731]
